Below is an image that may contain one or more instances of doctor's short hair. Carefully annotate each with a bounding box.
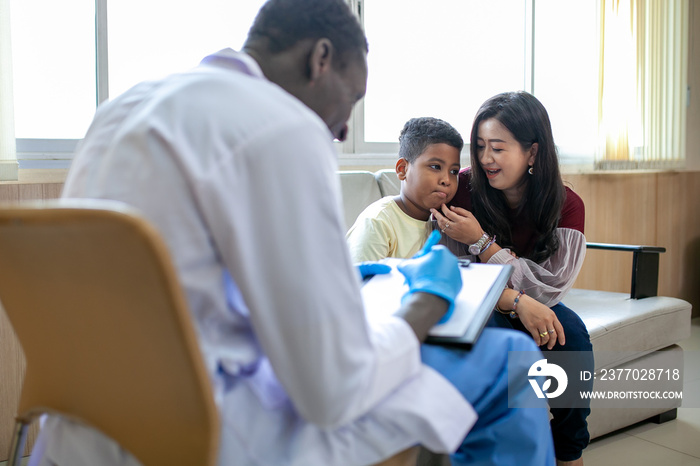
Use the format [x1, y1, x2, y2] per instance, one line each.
[398, 117, 464, 164]
[245, 0, 368, 70]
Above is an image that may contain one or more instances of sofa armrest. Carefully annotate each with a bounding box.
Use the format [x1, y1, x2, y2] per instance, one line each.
[585, 243, 666, 299]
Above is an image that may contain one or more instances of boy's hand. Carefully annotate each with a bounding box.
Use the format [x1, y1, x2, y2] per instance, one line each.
[398, 245, 462, 323]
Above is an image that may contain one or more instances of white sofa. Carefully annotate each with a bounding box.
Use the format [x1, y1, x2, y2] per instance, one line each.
[338, 169, 693, 444]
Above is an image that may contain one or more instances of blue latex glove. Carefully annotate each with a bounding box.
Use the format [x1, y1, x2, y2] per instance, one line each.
[358, 230, 440, 281]
[398, 243, 462, 324]
[414, 229, 441, 258]
[356, 261, 392, 281]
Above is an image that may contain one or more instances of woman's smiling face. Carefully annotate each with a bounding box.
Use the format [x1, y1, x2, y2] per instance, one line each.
[475, 118, 537, 206]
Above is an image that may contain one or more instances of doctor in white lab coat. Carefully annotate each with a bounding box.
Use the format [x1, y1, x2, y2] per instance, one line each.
[30, 1, 555, 465]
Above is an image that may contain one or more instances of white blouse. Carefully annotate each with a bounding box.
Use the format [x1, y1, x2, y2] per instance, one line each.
[445, 228, 586, 308]
[487, 228, 587, 307]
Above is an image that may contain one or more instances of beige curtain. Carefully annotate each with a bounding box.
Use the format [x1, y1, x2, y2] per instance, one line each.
[0, 0, 18, 180]
[597, 0, 689, 170]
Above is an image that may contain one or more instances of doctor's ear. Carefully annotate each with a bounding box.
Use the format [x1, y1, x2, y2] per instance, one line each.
[308, 38, 334, 81]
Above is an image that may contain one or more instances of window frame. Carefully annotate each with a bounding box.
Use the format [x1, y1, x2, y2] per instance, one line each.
[16, 0, 594, 169]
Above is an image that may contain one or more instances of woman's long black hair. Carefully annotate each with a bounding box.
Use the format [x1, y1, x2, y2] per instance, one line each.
[469, 91, 565, 263]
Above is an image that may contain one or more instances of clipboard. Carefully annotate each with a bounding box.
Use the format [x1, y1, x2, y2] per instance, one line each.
[361, 258, 513, 348]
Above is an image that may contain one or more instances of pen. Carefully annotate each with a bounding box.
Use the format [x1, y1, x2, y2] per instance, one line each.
[416, 230, 441, 257]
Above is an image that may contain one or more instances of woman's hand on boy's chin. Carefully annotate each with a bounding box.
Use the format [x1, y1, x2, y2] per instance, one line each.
[430, 204, 484, 244]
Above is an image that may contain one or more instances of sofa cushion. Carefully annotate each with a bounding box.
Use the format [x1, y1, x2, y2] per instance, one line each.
[564, 289, 692, 369]
[338, 170, 382, 230]
[375, 169, 400, 197]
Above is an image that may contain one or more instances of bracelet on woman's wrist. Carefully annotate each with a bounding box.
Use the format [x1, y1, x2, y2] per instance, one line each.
[496, 289, 526, 319]
[480, 235, 497, 255]
[512, 289, 526, 316]
[468, 233, 496, 255]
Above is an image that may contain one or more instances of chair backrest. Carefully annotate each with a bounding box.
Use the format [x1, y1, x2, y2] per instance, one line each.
[0, 199, 219, 466]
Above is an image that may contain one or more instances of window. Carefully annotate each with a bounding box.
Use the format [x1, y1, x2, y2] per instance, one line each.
[10, 0, 265, 166]
[532, 0, 598, 162]
[11, 0, 96, 140]
[361, 0, 526, 146]
[351, 0, 598, 165]
[9, 0, 686, 169]
[106, 1, 264, 100]
[595, 0, 688, 169]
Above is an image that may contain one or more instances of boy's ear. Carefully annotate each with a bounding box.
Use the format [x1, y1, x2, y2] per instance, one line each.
[395, 158, 408, 180]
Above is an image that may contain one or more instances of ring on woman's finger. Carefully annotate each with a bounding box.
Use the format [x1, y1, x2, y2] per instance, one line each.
[441, 222, 450, 233]
[548, 329, 555, 334]
[539, 332, 548, 338]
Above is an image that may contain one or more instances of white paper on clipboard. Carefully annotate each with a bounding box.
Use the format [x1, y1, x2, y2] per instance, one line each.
[361, 258, 512, 347]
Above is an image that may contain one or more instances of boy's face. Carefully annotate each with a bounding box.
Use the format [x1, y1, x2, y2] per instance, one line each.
[397, 143, 460, 220]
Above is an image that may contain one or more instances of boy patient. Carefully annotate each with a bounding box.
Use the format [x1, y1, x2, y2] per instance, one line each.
[346, 117, 463, 262]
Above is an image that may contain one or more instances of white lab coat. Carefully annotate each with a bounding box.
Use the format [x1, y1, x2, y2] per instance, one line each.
[32, 49, 475, 466]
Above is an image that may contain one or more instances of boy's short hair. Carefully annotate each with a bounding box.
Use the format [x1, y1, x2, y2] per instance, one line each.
[398, 117, 464, 163]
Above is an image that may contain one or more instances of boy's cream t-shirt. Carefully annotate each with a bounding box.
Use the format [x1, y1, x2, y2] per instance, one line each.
[346, 196, 431, 262]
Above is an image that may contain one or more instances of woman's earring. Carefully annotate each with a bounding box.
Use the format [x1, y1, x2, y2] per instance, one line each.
[528, 167, 534, 175]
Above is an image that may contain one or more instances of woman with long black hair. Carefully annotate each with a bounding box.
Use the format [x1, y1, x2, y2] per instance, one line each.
[432, 91, 593, 466]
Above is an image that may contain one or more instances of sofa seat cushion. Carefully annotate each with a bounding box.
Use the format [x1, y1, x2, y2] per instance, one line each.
[564, 288, 692, 369]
